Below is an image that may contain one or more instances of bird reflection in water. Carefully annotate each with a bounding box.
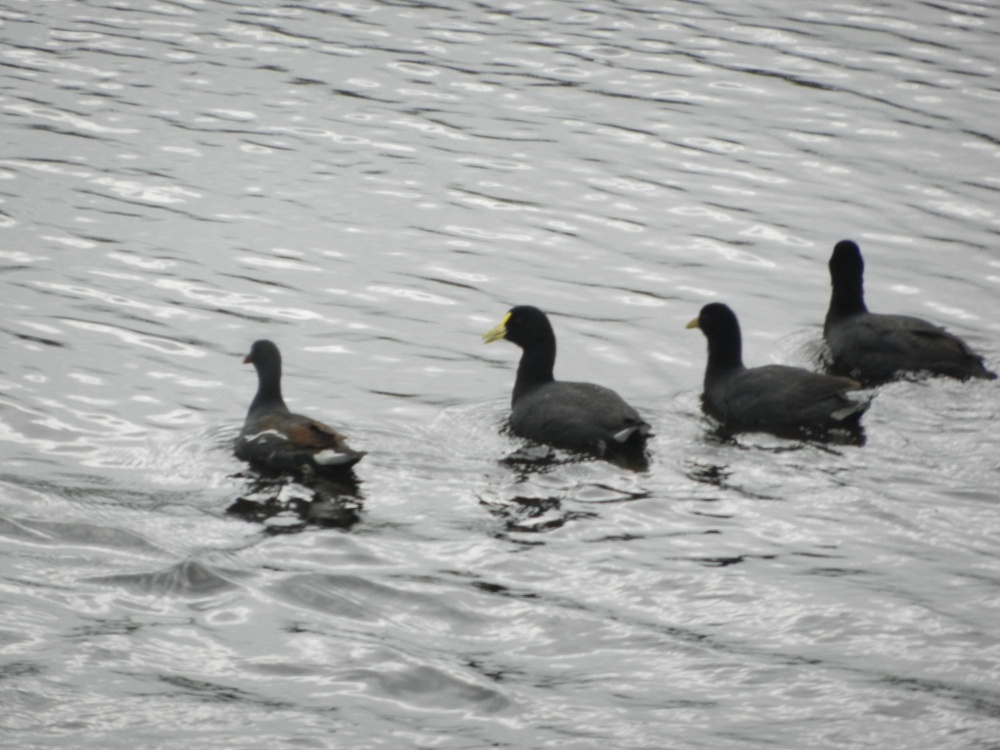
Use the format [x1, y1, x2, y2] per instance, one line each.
[500, 437, 650, 474]
[484, 445, 650, 536]
[228, 472, 363, 533]
[702, 419, 868, 448]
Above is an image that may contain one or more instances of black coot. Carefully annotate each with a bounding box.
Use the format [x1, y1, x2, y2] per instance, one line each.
[825, 240, 996, 385]
[483, 305, 650, 461]
[688, 303, 870, 435]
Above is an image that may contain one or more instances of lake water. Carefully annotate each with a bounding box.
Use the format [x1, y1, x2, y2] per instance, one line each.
[2, 1, 999, 748]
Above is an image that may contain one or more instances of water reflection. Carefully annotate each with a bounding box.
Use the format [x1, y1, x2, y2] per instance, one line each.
[699, 417, 868, 448]
[227, 472, 363, 533]
[3, 0, 1000, 747]
[90, 559, 239, 597]
[499, 439, 650, 473]
[480, 494, 598, 535]
[479, 441, 655, 538]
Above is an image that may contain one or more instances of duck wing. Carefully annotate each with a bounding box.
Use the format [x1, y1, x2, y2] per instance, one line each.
[237, 411, 365, 474]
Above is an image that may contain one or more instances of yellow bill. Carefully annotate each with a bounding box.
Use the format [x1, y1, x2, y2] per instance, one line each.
[685, 316, 701, 330]
[482, 311, 511, 343]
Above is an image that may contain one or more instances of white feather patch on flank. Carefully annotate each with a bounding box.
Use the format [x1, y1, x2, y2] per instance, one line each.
[830, 398, 870, 421]
[613, 426, 637, 443]
[244, 429, 288, 442]
[313, 449, 354, 465]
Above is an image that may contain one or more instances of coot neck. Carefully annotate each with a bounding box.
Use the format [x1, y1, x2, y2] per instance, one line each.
[512, 341, 556, 404]
[248, 362, 288, 417]
[827, 274, 868, 326]
[705, 332, 744, 384]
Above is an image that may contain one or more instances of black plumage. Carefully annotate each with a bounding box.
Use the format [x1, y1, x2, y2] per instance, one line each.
[688, 303, 870, 435]
[825, 240, 996, 385]
[483, 306, 650, 460]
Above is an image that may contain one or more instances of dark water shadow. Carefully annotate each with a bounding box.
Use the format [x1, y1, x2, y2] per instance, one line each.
[479, 494, 599, 535]
[700, 418, 868, 450]
[479, 437, 652, 537]
[499, 443, 594, 475]
[226, 471, 363, 533]
[499, 433, 651, 474]
[683, 418, 866, 503]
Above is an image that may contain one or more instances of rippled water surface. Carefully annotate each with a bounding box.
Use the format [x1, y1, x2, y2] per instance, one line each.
[3, 1, 1000, 747]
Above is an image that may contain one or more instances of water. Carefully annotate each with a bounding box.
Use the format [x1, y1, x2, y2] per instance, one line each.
[2, 0, 999, 747]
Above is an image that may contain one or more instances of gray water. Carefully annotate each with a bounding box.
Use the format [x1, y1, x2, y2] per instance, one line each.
[2, 1, 999, 748]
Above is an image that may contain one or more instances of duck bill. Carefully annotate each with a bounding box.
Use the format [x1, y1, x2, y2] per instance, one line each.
[482, 312, 511, 344]
[685, 317, 701, 330]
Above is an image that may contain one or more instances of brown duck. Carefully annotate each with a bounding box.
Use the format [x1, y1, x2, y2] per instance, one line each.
[236, 339, 364, 475]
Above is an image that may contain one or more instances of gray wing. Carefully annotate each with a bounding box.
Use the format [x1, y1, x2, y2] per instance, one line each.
[511, 381, 650, 449]
[829, 313, 991, 381]
[712, 365, 865, 428]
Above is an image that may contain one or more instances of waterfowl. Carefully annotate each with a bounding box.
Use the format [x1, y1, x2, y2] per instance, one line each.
[236, 339, 365, 475]
[483, 305, 650, 459]
[687, 303, 870, 435]
[825, 240, 996, 385]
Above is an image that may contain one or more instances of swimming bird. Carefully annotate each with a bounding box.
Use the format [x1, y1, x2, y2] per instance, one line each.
[236, 339, 365, 476]
[483, 305, 650, 461]
[687, 302, 870, 435]
[824, 240, 996, 385]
